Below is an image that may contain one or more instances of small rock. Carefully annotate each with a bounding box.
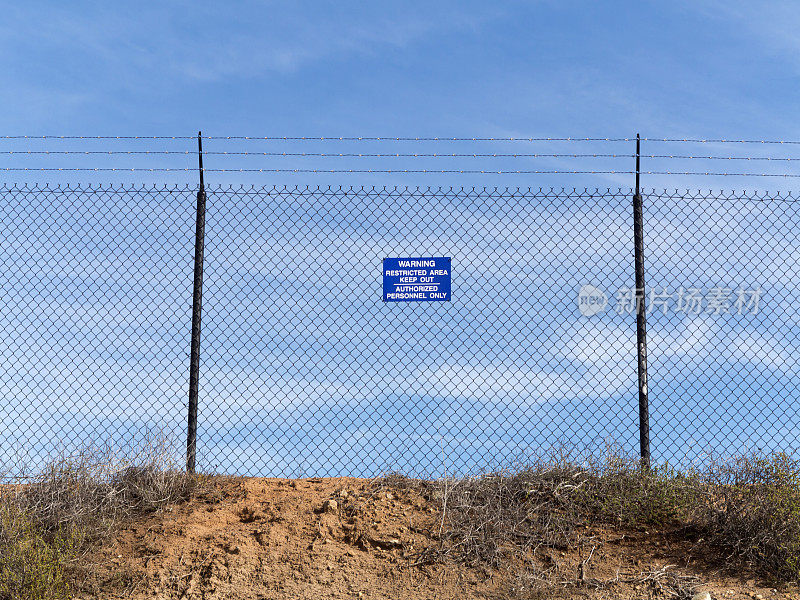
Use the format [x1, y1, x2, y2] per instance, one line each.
[323, 499, 338, 513]
[754, 595, 764, 600]
[691, 593, 711, 600]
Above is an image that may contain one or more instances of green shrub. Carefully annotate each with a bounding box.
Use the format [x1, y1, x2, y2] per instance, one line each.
[0, 437, 202, 599]
[703, 451, 800, 580]
[418, 449, 800, 583]
[0, 502, 78, 600]
[574, 457, 701, 527]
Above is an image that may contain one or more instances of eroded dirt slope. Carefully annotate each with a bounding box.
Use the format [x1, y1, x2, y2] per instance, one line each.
[74, 477, 800, 600]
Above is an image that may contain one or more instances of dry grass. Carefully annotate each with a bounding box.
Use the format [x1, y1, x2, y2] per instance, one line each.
[388, 448, 800, 594]
[0, 437, 203, 600]
[419, 451, 698, 568]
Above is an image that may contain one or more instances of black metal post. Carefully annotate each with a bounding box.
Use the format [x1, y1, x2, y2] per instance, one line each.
[187, 131, 206, 473]
[633, 133, 651, 469]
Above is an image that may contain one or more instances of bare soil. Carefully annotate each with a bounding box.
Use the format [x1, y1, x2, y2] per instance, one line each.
[72, 477, 800, 600]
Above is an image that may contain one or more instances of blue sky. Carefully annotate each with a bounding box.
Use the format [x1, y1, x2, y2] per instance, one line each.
[2, 0, 797, 138]
[2, 1, 800, 479]
[1, 1, 800, 186]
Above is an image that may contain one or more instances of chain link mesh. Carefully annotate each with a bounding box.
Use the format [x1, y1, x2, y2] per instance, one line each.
[0, 184, 195, 478]
[0, 183, 797, 479]
[644, 190, 800, 464]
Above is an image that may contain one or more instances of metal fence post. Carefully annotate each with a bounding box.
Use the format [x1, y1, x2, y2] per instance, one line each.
[187, 131, 206, 473]
[632, 133, 651, 469]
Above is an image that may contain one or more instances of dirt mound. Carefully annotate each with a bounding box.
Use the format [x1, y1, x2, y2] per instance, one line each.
[73, 477, 800, 600]
[75, 477, 480, 600]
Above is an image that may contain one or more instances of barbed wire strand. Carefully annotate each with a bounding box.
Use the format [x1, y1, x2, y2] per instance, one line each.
[2, 151, 800, 161]
[3, 167, 800, 176]
[2, 136, 800, 144]
[0, 151, 634, 157]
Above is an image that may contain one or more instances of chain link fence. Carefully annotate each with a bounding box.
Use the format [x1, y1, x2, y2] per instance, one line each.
[0, 184, 195, 478]
[0, 183, 798, 479]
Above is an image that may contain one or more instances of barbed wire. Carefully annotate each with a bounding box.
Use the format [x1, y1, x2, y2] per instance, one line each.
[645, 155, 800, 161]
[0, 150, 634, 157]
[0, 135, 634, 141]
[2, 135, 800, 144]
[0, 167, 632, 174]
[0, 136, 196, 140]
[652, 138, 800, 144]
[3, 151, 800, 161]
[3, 135, 800, 177]
[2, 167, 800, 176]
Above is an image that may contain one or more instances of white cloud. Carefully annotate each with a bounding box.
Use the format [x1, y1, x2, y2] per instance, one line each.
[732, 332, 794, 371]
[402, 341, 636, 405]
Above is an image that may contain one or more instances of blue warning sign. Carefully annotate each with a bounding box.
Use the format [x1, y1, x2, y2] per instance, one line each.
[383, 257, 451, 302]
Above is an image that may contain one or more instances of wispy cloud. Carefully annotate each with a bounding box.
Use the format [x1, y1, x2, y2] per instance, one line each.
[0, 2, 506, 85]
[687, 0, 800, 70]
